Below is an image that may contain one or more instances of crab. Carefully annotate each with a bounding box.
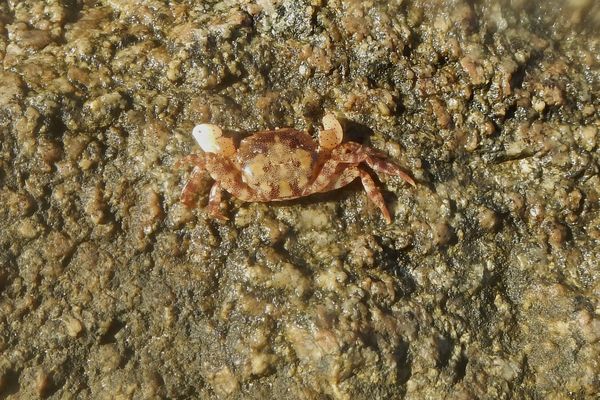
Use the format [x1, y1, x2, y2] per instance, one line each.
[179, 113, 415, 224]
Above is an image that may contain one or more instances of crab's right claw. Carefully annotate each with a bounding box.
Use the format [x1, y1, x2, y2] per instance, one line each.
[192, 124, 223, 153]
[319, 113, 344, 150]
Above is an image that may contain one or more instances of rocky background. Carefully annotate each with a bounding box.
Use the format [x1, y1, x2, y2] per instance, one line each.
[0, 0, 599, 399]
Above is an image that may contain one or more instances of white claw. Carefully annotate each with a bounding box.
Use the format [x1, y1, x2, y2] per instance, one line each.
[192, 124, 223, 153]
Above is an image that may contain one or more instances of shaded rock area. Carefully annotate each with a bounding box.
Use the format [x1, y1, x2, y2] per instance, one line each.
[0, 0, 599, 399]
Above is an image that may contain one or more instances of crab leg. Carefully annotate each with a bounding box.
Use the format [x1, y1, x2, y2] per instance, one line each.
[366, 156, 415, 187]
[206, 182, 229, 221]
[332, 142, 415, 186]
[358, 169, 393, 224]
[175, 153, 205, 170]
[315, 165, 393, 223]
[302, 158, 341, 194]
[181, 165, 206, 206]
[178, 152, 209, 206]
[306, 142, 414, 195]
[323, 165, 360, 191]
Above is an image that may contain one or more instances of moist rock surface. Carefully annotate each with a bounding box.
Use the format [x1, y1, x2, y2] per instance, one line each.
[0, 0, 599, 399]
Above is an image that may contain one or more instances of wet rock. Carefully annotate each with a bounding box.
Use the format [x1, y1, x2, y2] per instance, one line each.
[63, 315, 84, 337]
[16, 218, 44, 239]
[82, 92, 127, 129]
[478, 207, 499, 232]
[43, 231, 74, 260]
[0, 0, 599, 399]
[34, 368, 51, 397]
[432, 222, 453, 246]
[206, 366, 239, 397]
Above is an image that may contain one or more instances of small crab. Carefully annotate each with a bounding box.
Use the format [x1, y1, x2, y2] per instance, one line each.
[179, 114, 415, 223]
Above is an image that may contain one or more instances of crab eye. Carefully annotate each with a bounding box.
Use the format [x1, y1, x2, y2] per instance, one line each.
[192, 124, 223, 153]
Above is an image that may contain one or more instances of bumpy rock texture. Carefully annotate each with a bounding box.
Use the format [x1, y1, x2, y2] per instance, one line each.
[1, 0, 599, 399]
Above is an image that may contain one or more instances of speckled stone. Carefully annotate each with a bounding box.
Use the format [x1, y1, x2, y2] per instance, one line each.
[0, 0, 598, 399]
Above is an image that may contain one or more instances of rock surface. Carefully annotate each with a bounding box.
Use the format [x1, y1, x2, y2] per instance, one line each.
[0, 0, 598, 399]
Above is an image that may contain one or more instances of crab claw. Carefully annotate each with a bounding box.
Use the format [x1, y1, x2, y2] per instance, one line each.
[192, 124, 236, 156]
[319, 113, 344, 150]
[216, 137, 236, 156]
[192, 124, 223, 153]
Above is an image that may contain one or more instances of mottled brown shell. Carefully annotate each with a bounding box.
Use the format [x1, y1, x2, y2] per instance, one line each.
[236, 129, 319, 199]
